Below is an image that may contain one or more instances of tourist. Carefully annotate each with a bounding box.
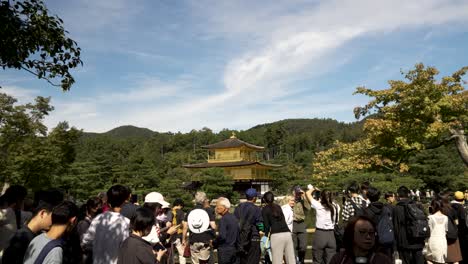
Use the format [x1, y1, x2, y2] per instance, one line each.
[169, 198, 186, 264]
[234, 188, 264, 264]
[23, 201, 79, 264]
[393, 186, 426, 264]
[76, 197, 101, 264]
[2, 200, 55, 264]
[425, 199, 448, 264]
[360, 182, 371, 204]
[81, 185, 131, 264]
[440, 194, 462, 263]
[213, 197, 239, 264]
[306, 187, 340, 264]
[142, 192, 178, 250]
[0, 185, 28, 262]
[118, 207, 166, 264]
[291, 186, 311, 264]
[329, 215, 391, 264]
[281, 195, 294, 232]
[384, 192, 396, 205]
[451, 191, 468, 263]
[342, 182, 368, 224]
[364, 187, 394, 257]
[120, 186, 139, 221]
[182, 191, 216, 264]
[262, 191, 295, 264]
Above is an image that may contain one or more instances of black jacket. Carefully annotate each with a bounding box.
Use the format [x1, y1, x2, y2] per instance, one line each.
[366, 202, 385, 225]
[393, 199, 425, 249]
[118, 234, 159, 264]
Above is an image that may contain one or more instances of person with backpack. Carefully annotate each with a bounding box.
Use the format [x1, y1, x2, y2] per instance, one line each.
[212, 197, 239, 264]
[393, 186, 427, 264]
[3, 197, 59, 264]
[364, 187, 394, 258]
[342, 182, 368, 224]
[182, 191, 216, 264]
[233, 188, 263, 264]
[440, 194, 462, 263]
[305, 187, 340, 264]
[23, 201, 79, 264]
[451, 191, 468, 264]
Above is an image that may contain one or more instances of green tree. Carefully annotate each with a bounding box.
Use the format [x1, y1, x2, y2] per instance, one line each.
[1, 0, 82, 90]
[314, 64, 468, 180]
[0, 92, 81, 191]
[200, 168, 238, 202]
[354, 63, 468, 166]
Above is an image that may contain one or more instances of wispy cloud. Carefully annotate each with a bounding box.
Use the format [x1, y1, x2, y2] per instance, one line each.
[0, 86, 40, 103]
[12, 0, 468, 132]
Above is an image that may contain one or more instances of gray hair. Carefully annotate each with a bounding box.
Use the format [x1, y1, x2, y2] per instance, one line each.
[194, 191, 207, 204]
[217, 197, 231, 209]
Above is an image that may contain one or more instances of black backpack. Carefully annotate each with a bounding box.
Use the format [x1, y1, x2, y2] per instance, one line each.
[446, 213, 458, 242]
[236, 206, 254, 255]
[405, 202, 430, 239]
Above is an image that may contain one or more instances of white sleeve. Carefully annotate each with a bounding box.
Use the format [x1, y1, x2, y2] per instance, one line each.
[81, 216, 98, 249]
[310, 198, 321, 209]
[142, 225, 160, 244]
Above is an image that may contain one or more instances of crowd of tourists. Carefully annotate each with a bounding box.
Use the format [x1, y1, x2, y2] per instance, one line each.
[0, 183, 467, 264]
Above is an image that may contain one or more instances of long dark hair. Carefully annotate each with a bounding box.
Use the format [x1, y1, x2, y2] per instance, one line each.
[263, 191, 282, 218]
[320, 190, 335, 222]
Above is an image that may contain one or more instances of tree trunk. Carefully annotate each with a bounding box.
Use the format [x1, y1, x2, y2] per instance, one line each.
[450, 128, 468, 166]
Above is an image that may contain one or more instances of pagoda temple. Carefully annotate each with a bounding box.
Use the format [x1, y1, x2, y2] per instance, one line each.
[183, 133, 282, 194]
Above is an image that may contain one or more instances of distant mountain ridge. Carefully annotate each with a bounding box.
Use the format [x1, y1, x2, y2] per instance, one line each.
[81, 118, 363, 139]
[83, 125, 155, 139]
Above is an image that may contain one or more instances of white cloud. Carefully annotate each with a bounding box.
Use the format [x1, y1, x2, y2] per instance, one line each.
[0, 86, 40, 103]
[33, 0, 468, 132]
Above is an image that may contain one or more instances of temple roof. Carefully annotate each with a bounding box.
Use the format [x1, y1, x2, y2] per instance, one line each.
[202, 134, 264, 150]
[183, 160, 282, 169]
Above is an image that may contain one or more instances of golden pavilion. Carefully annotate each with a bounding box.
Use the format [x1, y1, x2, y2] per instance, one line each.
[183, 133, 282, 194]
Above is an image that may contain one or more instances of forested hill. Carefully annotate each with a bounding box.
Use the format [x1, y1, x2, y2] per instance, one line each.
[83, 125, 155, 139]
[67, 118, 364, 200]
[83, 118, 363, 141]
[68, 118, 464, 203]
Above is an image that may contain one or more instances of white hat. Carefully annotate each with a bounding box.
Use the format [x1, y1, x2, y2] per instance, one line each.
[187, 208, 210, 234]
[144, 192, 170, 208]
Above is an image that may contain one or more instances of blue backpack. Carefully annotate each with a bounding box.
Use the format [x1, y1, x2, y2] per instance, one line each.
[377, 205, 394, 246]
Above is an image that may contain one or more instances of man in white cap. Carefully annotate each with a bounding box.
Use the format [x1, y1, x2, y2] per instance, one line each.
[182, 191, 216, 264]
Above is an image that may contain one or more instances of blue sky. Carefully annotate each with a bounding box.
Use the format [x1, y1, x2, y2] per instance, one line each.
[1, 0, 468, 133]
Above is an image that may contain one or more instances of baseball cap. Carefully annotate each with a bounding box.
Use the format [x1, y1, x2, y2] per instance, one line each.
[454, 191, 464, 200]
[245, 188, 258, 199]
[144, 192, 170, 208]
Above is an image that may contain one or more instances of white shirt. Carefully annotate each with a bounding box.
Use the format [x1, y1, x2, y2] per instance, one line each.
[82, 211, 130, 264]
[281, 204, 294, 232]
[310, 199, 340, 230]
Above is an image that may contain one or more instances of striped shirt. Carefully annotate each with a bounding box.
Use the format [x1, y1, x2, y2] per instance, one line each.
[341, 196, 368, 223]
